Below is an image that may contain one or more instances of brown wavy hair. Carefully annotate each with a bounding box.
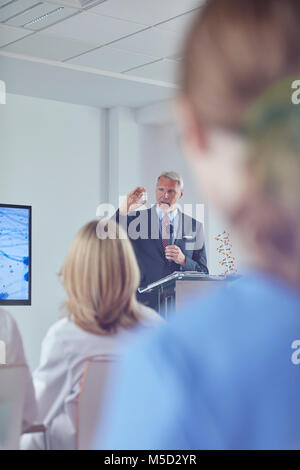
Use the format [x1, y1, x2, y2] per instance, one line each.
[182, 0, 300, 288]
[183, 0, 300, 130]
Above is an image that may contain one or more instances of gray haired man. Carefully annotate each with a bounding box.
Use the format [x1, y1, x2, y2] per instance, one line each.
[115, 171, 208, 310]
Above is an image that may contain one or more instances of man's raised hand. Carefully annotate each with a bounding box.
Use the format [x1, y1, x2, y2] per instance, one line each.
[119, 187, 147, 215]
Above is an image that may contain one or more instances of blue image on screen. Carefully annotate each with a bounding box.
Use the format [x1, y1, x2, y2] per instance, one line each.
[0, 206, 31, 303]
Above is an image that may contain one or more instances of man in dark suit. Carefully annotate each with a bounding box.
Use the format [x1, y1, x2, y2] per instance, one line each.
[115, 172, 208, 310]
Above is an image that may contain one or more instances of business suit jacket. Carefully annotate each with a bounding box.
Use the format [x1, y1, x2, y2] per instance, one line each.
[115, 206, 208, 290]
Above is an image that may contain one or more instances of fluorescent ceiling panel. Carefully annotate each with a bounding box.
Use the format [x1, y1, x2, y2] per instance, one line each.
[5, 3, 63, 27]
[0, 23, 31, 47]
[45, 11, 146, 44]
[68, 44, 157, 72]
[24, 5, 77, 30]
[2, 32, 95, 60]
[90, 0, 202, 26]
[112, 27, 180, 59]
[125, 59, 179, 84]
[4, 3, 78, 30]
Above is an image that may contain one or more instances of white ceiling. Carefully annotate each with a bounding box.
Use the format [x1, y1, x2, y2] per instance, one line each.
[0, 52, 176, 107]
[125, 59, 180, 84]
[0, 0, 204, 107]
[90, 0, 201, 25]
[68, 45, 158, 73]
[45, 11, 146, 44]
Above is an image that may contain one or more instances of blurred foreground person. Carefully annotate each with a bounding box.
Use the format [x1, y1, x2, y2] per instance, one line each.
[95, 0, 300, 450]
[23, 220, 161, 450]
[0, 309, 37, 432]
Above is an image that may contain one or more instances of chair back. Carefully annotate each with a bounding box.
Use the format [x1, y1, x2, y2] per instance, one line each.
[0, 365, 27, 450]
[77, 356, 118, 450]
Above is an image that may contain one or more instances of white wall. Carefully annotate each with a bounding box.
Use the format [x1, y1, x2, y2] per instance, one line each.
[108, 107, 141, 208]
[0, 93, 106, 370]
[138, 124, 200, 208]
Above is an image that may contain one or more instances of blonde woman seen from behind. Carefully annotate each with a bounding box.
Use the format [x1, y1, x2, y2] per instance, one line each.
[23, 220, 162, 450]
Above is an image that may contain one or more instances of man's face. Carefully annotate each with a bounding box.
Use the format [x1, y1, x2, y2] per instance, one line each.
[155, 176, 183, 213]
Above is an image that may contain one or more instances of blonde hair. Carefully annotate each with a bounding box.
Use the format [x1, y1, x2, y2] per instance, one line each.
[60, 220, 141, 335]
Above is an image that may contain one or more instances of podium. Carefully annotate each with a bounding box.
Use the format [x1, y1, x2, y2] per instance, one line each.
[138, 271, 238, 317]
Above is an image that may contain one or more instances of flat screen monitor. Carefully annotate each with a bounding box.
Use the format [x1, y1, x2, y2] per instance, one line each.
[0, 204, 32, 305]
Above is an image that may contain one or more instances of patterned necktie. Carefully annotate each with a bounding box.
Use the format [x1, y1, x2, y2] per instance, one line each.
[162, 213, 171, 249]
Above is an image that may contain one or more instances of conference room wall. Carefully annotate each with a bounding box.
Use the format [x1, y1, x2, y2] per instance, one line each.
[0, 93, 105, 370]
[107, 106, 141, 209]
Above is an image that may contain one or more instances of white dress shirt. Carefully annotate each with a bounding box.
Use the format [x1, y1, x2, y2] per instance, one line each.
[155, 204, 179, 239]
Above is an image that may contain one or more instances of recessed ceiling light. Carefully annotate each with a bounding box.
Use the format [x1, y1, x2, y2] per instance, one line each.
[22, 6, 64, 27]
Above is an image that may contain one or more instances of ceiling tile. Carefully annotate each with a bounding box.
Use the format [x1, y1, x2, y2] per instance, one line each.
[68, 45, 157, 72]
[2, 31, 96, 60]
[156, 9, 199, 36]
[90, 0, 203, 26]
[0, 0, 38, 23]
[0, 23, 32, 47]
[111, 27, 180, 59]
[44, 11, 147, 45]
[125, 59, 179, 84]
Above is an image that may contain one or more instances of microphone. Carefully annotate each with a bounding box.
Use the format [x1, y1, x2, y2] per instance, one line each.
[169, 224, 174, 246]
[167, 224, 174, 266]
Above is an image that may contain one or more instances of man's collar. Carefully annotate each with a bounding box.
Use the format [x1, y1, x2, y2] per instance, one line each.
[155, 204, 179, 221]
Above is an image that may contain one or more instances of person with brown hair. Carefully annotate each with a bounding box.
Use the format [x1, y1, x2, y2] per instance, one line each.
[23, 220, 161, 450]
[95, 0, 300, 450]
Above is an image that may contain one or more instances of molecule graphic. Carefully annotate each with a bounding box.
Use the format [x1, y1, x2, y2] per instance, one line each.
[215, 231, 237, 275]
